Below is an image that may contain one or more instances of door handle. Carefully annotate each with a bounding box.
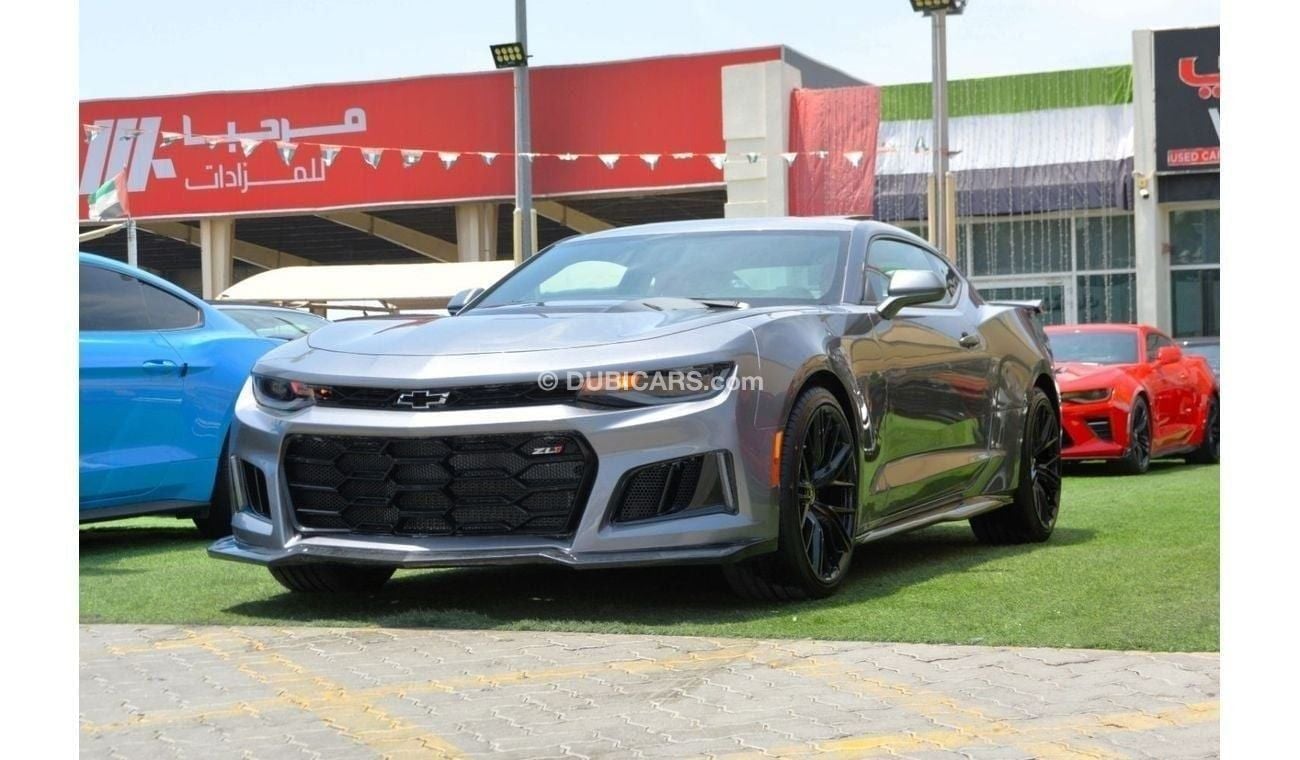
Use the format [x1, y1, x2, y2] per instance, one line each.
[959, 333, 981, 349]
[142, 359, 178, 374]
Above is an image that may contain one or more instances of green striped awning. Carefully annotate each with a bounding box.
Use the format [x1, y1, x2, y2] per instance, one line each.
[881, 65, 1133, 121]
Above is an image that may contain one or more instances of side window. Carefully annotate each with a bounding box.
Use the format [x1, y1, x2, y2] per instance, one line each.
[141, 283, 202, 330]
[79, 264, 151, 331]
[864, 238, 953, 305]
[1148, 333, 1174, 361]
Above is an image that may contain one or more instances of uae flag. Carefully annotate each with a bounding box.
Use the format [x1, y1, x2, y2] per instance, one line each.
[88, 170, 131, 220]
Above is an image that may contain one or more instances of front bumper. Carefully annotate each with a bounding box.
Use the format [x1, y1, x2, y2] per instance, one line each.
[209, 380, 779, 570]
[1059, 398, 1131, 460]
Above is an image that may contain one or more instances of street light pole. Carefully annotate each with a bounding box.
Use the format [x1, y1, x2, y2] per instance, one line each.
[930, 8, 950, 257]
[513, 0, 534, 262]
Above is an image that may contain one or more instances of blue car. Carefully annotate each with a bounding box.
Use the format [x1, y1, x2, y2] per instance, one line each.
[79, 253, 279, 536]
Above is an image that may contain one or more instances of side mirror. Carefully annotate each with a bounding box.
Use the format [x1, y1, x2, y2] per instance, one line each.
[877, 269, 947, 319]
[1156, 345, 1183, 365]
[446, 287, 484, 315]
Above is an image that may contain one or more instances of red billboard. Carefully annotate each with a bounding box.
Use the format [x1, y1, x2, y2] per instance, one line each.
[78, 48, 781, 220]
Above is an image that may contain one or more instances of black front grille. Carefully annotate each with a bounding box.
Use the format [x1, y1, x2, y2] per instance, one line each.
[283, 432, 594, 537]
[315, 383, 576, 411]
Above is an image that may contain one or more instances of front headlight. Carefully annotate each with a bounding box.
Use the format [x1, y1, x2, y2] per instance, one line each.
[575, 362, 735, 407]
[251, 374, 330, 411]
[1061, 388, 1111, 403]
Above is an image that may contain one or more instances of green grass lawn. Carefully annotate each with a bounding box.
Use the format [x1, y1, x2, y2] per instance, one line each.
[80, 462, 1219, 652]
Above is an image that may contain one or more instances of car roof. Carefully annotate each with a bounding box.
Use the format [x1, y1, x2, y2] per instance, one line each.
[572, 216, 902, 240]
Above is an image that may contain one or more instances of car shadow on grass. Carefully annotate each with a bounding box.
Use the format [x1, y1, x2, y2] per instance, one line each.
[80, 522, 207, 561]
[220, 525, 1096, 631]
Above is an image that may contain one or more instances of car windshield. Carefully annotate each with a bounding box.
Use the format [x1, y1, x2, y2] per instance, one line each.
[1048, 330, 1139, 365]
[222, 308, 329, 340]
[1183, 343, 1220, 372]
[471, 230, 850, 309]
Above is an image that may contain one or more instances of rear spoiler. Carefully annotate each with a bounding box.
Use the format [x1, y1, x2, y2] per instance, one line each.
[987, 299, 1044, 314]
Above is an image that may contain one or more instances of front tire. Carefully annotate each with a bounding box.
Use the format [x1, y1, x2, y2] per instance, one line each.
[193, 451, 234, 539]
[724, 387, 859, 601]
[970, 386, 1061, 545]
[269, 564, 395, 594]
[1116, 396, 1153, 475]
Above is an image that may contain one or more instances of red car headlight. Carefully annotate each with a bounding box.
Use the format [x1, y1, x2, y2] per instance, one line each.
[1061, 388, 1111, 403]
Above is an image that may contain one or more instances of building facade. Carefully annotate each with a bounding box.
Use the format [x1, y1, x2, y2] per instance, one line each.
[79, 26, 1218, 336]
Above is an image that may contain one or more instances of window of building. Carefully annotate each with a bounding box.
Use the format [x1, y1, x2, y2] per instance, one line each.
[1169, 208, 1220, 337]
[1172, 268, 1220, 337]
[968, 217, 1071, 277]
[1077, 215, 1135, 271]
[1169, 209, 1219, 265]
[1077, 273, 1136, 325]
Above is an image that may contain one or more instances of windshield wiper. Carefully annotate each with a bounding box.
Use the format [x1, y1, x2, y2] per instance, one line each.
[684, 297, 747, 309]
[470, 300, 547, 310]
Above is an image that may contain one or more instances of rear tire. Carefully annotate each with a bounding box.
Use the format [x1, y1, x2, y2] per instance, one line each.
[1115, 397, 1153, 475]
[971, 387, 1061, 545]
[269, 564, 395, 594]
[725, 387, 859, 601]
[192, 450, 234, 539]
[1185, 395, 1219, 464]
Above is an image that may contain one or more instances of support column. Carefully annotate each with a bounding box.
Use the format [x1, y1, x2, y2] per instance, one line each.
[455, 203, 500, 262]
[199, 217, 234, 299]
[721, 60, 802, 218]
[1132, 30, 1171, 331]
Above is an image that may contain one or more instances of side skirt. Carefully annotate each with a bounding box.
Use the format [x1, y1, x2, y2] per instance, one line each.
[856, 496, 1012, 545]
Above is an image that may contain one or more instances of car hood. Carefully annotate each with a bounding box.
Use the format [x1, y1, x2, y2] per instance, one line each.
[307, 306, 773, 357]
[1053, 361, 1130, 389]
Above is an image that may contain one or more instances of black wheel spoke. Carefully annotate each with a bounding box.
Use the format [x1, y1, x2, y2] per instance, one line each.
[811, 441, 853, 487]
[810, 502, 853, 553]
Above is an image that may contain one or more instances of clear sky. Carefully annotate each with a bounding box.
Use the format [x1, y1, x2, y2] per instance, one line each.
[80, 0, 1219, 99]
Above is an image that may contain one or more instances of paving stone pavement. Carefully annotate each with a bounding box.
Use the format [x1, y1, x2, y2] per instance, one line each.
[80, 625, 1218, 759]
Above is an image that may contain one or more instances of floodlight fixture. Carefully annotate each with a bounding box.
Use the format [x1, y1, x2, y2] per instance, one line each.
[490, 42, 528, 69]
[909, 0, 966, 15]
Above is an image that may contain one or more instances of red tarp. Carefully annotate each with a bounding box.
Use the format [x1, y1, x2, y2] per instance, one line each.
[788, 85, 881, 216]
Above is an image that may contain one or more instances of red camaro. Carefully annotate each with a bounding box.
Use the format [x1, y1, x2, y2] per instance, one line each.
[1044, 324, 1219, 473]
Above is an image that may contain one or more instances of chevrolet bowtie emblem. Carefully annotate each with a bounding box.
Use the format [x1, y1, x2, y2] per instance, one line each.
[394, 390, 451, 410]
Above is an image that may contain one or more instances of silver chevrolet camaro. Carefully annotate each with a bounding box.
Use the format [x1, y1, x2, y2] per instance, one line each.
[210, 218, 1062, 600]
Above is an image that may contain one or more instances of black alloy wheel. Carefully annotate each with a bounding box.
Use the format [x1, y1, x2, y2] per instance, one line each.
[1119, 397, 1152, 474]
[723, 387, 860, 600]
[970, 386, 1061, 544]
[1026, 397, 1062, 529]
[796, 404, 859, 583]
[1187, 396, 1220, 464]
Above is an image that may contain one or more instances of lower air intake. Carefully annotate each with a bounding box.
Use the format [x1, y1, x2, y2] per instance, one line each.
[611, 452, 734, 524]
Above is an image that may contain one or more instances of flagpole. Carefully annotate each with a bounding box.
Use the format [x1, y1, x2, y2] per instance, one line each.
[126, 219, 138, 267]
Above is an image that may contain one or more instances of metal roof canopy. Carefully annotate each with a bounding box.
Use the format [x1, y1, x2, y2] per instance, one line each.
[216, 260, 515, 311]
